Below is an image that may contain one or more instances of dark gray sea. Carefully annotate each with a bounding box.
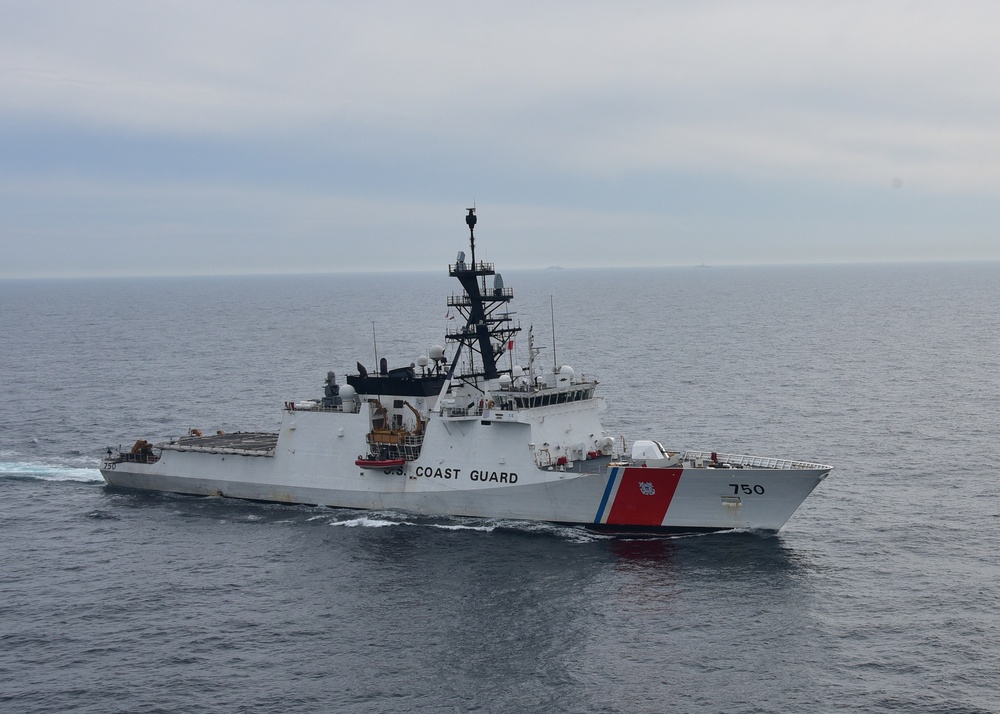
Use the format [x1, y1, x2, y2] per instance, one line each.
[1, 261, 998, 713]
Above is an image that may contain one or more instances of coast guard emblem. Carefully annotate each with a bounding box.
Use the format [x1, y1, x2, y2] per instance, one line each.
[639, 481, 655, 496]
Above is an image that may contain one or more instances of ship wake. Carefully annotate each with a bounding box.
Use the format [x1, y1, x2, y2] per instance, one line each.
[0, 458, 103, 483]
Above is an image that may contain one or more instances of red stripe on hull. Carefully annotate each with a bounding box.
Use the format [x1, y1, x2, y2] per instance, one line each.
[605, 467, 682, 526]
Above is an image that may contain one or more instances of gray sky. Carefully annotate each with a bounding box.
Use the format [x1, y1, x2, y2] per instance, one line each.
[2, 1, 998, 278]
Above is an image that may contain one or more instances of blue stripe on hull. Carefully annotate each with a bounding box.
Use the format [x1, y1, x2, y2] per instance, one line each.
[594, 467, 619, 524]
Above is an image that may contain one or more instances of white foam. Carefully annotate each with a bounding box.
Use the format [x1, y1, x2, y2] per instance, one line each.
[428, 523, 496, 532]
[327, 515, 495, 533]
[501, 520, 612, 543]
[330, 517, 408, 528]
[325, 514, 604, 541]
[617, 528, 755, 542]
[0, 461, 104, 483]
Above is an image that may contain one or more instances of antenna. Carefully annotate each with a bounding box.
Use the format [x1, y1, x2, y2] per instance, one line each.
[509, 330, 515, 374]
[550, 295, 557, 370]
[466, 206, 477, 268]
[372, 321, 379, 366]
[527, 325, 536, 383]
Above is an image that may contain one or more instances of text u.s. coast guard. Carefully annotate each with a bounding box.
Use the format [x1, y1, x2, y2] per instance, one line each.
[410, 466, 518, 483]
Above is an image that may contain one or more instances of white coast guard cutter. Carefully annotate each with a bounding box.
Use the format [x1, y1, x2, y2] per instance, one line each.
[102, 209, 831, 533]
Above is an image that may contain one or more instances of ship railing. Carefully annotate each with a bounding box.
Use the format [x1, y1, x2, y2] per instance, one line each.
[364, 431, 425, 461]
[493, 377, 597, 392]
[401, 433, 425, 461]
[284, 402, 346, 413]
[681, 450, 832, 471]
[447, 288, 514, 305]
[440, 404, 483, 418]
[449, 260, 495, 276]
[113, 452, 161, 465]
[161, 444, 276, 457]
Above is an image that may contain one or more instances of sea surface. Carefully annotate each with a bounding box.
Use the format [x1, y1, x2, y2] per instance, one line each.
[1, 261, 998, 713]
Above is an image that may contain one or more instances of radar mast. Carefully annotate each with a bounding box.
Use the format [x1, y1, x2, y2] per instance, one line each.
[446, 208, 520, 384]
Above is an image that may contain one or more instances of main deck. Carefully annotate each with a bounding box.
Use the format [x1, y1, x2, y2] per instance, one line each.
[158, 432, 278, 456]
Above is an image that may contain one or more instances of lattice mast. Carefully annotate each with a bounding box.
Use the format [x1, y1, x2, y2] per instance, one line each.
[446, 208, 520, 384]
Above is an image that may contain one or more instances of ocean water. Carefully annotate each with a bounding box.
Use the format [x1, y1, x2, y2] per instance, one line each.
[1, 261, 998, 713]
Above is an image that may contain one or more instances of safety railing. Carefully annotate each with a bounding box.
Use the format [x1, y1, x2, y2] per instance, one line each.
[681, 450, 832, 471]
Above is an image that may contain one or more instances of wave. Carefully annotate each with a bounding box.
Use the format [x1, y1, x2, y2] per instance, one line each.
[321, 512, 759, 544]
[0, 460, 104, 483]
[326, 512, 609, 542]
[328, 516, 495, 531]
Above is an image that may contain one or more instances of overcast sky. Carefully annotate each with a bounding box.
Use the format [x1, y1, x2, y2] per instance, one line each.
[2, 1, 998, 278]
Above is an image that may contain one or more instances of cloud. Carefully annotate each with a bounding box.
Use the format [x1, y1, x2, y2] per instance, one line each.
[1, 1, 999, 276]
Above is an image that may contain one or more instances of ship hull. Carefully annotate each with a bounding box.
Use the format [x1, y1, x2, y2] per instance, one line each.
[101, 409, 828, 532]
[102, 465, 827, 532]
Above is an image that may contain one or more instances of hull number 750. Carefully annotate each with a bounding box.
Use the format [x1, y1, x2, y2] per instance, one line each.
[730, 484, 765, 495]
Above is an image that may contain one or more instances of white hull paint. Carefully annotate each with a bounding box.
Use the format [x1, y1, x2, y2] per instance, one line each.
[102, 394, 829, 532]
[101, 209, 831, 533]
